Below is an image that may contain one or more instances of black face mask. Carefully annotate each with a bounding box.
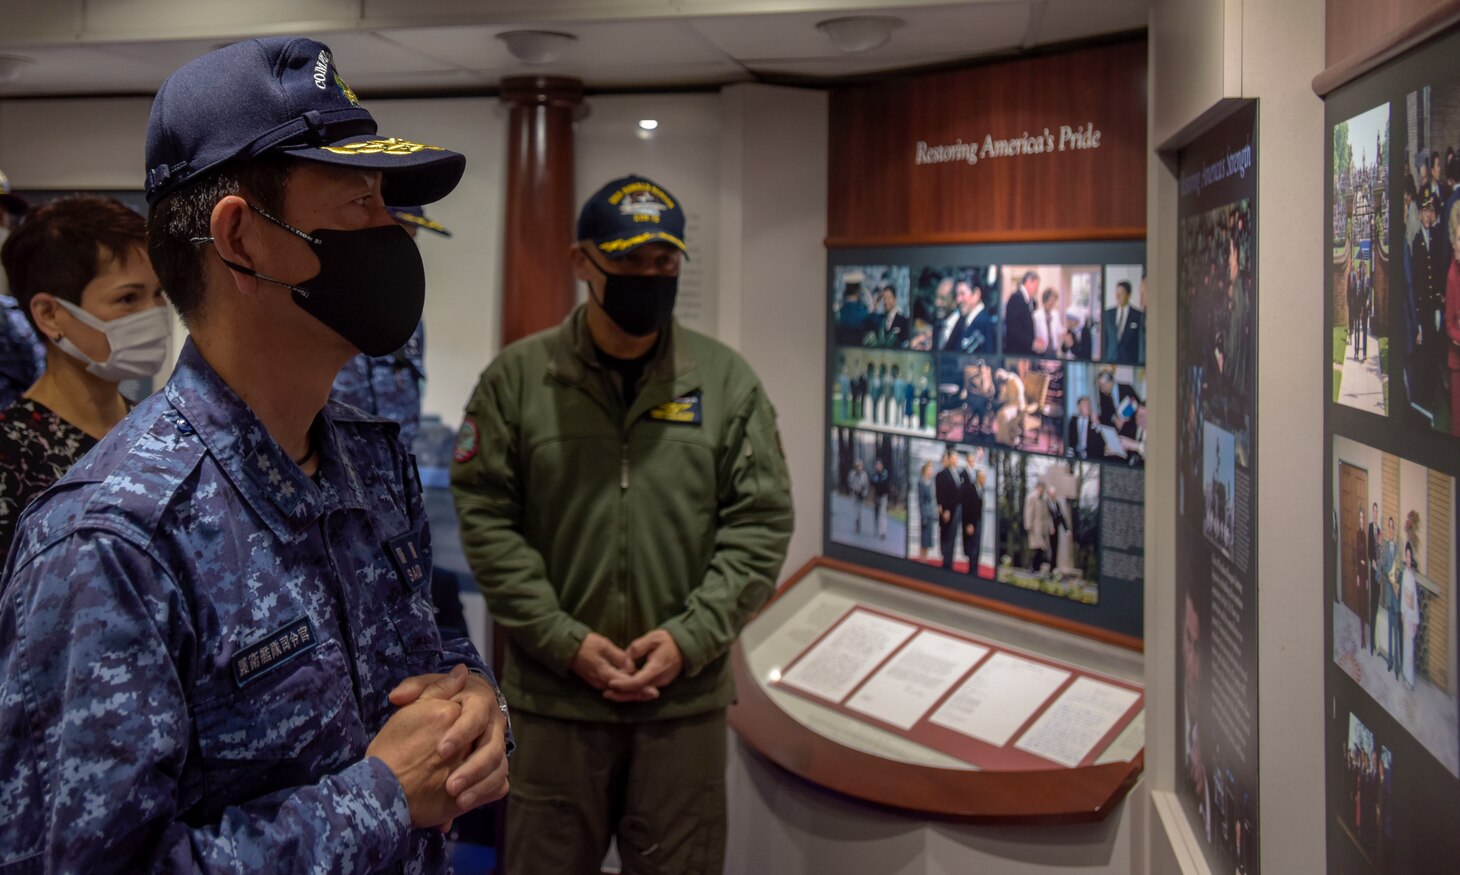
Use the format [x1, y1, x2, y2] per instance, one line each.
[584, 252, 678, 337]
[201, 204, 425, 357]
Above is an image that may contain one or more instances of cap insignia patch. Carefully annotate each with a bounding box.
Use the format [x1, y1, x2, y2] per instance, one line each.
[334, 72, 360, 107]
[608, 181, 676, 224]
[321, 137, 445, 156]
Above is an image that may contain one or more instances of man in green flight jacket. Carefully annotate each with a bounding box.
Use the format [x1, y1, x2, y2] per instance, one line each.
[451, 174, 794, 875]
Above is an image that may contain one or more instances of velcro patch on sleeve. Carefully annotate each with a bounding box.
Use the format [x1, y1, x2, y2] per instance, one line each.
[386, 526, 429, 591]
[453, 417, 480, 463]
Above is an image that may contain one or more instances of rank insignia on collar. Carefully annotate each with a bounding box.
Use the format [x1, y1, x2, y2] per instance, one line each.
[646, 391, 702, 425]
[386, 526, 429, 591]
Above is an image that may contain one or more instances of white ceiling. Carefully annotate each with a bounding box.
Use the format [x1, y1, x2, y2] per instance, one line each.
[0, 0, 1148, 96]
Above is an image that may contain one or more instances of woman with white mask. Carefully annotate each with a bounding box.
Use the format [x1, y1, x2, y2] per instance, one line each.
[0, 196, 168, 559]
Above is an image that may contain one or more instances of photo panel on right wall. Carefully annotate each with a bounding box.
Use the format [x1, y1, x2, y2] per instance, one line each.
[1324, 32, 1460, 872]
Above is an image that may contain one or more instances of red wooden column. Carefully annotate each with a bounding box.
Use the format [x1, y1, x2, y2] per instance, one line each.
[499, 76, 584, 346]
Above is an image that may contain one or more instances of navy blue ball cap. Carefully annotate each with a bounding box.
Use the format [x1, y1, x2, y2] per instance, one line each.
[145, 37, 465, 207]
[576, 175, 687, 258]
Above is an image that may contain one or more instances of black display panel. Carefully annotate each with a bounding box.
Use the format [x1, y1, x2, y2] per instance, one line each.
[1324, 26, 1460, 875]
[1174, 99, 1261, 875]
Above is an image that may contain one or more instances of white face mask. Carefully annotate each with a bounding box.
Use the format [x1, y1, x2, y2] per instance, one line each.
[54, 298, 171, 382]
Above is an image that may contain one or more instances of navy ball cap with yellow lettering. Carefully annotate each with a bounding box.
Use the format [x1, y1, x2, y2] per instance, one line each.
[577, 174, 688, 258]
[145, 37, 464, 206]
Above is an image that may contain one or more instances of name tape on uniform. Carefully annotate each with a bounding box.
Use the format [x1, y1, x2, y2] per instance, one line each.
[646, 391, 703, 425]
[234, 616, 317, 687]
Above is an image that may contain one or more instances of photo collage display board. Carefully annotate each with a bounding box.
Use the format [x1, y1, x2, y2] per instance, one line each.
[825, 242, 1146, 641]
[1323, 28, 1460, 874]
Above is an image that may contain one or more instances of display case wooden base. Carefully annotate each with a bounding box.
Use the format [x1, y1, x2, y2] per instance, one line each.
[728, 557, 1145, 824]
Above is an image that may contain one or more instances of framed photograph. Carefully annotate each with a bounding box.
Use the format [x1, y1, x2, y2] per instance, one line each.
[995, 453, 1100, 605]
[833, 350, 935, 436]
[1001, 264, 1101, 359]
[1331, 103, 1391, 417]
[832, 265, 913, 349]
[907, 439, 996, 579]
[829, 428, 911, 558]
[1330, 435, 1457, 777]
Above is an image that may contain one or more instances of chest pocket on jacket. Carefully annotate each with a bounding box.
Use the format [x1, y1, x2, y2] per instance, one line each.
[191, 639, 361, 822]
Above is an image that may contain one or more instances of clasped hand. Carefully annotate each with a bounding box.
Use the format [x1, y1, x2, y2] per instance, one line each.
[571, 630, 683, 703]
[366, 664, 510, 830]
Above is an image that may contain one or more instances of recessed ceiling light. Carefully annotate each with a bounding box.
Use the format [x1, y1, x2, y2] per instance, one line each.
[816, 16, 903, 54]
[638, 119, 659, 131]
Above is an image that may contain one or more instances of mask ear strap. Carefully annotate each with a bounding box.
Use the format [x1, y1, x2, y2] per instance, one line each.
[208, 252, 311, 299]
[187, 202, 321, 249]
[246, 203, 321, 245]
[580, 247, 612, 309]
[189, 200, 314, 298]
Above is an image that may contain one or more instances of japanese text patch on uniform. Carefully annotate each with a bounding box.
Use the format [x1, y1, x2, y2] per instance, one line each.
[234, 616, 317, 687]
[387, 526, 429, 591]
[646, 391, 703, 425]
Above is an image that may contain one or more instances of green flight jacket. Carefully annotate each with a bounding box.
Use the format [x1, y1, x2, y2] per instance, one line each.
[450, 306, 794, 722]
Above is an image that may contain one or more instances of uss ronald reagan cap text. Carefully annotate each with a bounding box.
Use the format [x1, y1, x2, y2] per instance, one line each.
[144, 37, 465, 207]
[576, 175, 688, 258]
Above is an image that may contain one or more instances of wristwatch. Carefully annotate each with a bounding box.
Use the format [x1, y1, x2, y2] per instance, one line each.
[467, 667, 515, 755]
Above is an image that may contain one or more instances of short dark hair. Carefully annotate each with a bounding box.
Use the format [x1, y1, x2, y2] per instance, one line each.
[1117, 280, 1132, 295]
[146, 155, 292, 325]
[1, 195, 147, 334]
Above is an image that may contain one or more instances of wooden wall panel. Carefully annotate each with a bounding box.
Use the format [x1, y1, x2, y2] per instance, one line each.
[1327, 0, 1451, 65]
[826, 39, 1147, 247]
[1314, 0, 1460, 95]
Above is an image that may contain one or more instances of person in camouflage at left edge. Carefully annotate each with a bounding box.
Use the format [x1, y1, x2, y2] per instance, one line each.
[0, 38, 510, 874]
[0, 171, 46, 409]
[330, 206, 450, 450]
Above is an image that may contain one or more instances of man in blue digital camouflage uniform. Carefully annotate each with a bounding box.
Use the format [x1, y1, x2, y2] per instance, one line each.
[0, 37, 509, 873]
[0, 171, 45, 409]
[330, 205, 450, 450]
